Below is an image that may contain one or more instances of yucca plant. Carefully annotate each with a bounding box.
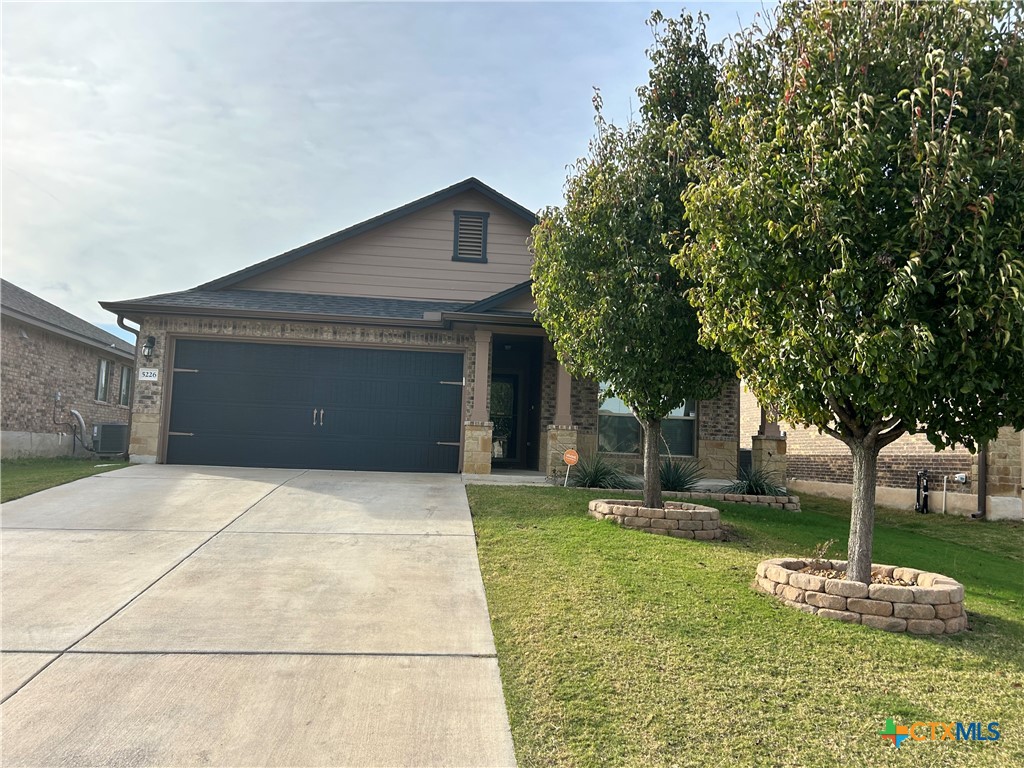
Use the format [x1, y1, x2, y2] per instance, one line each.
[569, 455, 635, 490]
[659, 458, 704, 492]
[721, 466, 786, 497]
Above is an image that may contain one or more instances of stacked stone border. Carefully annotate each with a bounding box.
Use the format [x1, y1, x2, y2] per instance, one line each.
[754, 558, 966, 634]
[664, 490, 799, 511]
[588, 499, 722, 540]
[584, 490, 800, 511]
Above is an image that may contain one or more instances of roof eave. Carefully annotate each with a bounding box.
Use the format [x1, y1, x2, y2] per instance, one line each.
[99, 301, 450, 329]
[3, 307, 135, 360]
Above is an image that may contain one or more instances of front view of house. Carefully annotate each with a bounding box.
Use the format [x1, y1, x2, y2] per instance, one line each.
[102, 178, 739, 477]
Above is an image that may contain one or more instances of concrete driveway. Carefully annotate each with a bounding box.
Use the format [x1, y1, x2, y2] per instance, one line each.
[1, 465, 516, 767]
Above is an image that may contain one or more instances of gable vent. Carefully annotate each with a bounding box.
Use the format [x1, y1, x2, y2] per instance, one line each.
[453, 210, 489, 263]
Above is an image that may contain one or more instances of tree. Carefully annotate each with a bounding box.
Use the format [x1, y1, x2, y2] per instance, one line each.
[680, 0, 1024, 582]
[532, 11, 734, 509]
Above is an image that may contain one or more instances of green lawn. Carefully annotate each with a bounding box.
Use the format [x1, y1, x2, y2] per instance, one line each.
[1, 457, 130, 502]
[468, 486, 1023, 768]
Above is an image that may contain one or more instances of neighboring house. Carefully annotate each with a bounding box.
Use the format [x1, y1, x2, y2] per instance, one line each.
[739, 382, 1023, 521]
[1, 279, 135, 458]
[100, 178, 739, 476]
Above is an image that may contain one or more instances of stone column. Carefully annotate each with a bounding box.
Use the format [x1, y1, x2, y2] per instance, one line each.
[553, 362, 572, 427]
[751, 435, 787, 481]
[463, 330, 493, 475]
[984, 426, 1023, 521]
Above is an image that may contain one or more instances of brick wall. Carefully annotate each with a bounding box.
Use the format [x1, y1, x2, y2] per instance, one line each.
[1, 317, 133, 456]
[785, 423, 976, 493]
[539, 341, 598, 458]
[129, 314, 474, 461]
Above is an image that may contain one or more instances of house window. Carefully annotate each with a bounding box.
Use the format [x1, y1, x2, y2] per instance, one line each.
[96, 359, 111, 401]
[452, 210, 489, 263]
[598, 384, 697, 456]
[119, 365, 132, 406]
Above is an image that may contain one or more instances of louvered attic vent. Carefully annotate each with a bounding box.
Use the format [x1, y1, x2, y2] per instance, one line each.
[452, 210, 489, 263]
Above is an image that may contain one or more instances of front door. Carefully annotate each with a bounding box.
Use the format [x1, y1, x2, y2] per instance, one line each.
[490, 374, 519, 465]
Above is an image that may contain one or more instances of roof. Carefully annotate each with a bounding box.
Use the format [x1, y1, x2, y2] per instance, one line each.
[2, 279, 135, 357]
[196, 177, 539, 291]
[101, 289, 472, 323]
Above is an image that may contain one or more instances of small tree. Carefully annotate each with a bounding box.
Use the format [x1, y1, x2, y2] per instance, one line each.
[681, 1, 1024, 582]
[532, 11, 734, 508]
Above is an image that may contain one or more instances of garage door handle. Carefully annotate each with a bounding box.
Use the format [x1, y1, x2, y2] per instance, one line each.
[319, 408, 324, 426]
[313, 407, 318, 426]
[436, 441, 460, 446]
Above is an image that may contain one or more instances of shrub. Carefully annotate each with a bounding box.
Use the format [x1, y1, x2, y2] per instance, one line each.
[721, 466, 786, 497]
[660, 458, 704, 492]
[570, 455, 635, 489]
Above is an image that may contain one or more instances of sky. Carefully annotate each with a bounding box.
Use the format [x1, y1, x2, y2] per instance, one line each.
[2, 1, 766, 342]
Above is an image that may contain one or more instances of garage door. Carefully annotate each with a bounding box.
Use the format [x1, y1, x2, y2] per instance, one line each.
[166, 340, 464, 472]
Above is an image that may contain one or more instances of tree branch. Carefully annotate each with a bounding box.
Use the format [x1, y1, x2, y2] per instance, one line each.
[827, 395, 864, 439]
[877, 421, 907, 450]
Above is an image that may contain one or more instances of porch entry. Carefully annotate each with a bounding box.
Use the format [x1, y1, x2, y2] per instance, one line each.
[489, 335, 542, 470]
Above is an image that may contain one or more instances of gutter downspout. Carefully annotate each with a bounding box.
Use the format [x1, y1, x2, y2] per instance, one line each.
[116, 314, 141, 461]
[972, 441, 988, 519]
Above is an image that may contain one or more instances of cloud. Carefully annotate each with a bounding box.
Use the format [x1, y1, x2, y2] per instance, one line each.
[2, 2, 762, 326]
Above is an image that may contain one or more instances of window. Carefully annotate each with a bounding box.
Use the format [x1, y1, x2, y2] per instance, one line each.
[96, 359, 111, 401]
[452, 210, 489, 263]
[598, 384, 697, 456]
[119, 365, 132, 406]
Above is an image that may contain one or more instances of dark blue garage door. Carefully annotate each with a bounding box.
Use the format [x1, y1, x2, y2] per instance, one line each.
[166, 340, 464, 472]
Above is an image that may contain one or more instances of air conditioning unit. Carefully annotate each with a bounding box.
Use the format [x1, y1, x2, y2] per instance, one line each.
[92, 423, 129, 456]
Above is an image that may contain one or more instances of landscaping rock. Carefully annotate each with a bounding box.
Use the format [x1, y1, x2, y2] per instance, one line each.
[893, 603, 936, 620]
[911, 587, 951, 605]
[781, 585, 805, 603]
[860, 615, 908, 632]
[624, 516, 651, 528]
[668, 530, 694, 539]
[693, 529, 719, 541]
[817, 608, 860, 623]
[789, 573, 826, 592]
[907, 619, 946, 635]
[868, 584, 915, 603]
[824, 579, 869, 599]
[945, 616, 968, 634]
[650, 519, 677, 530]
[934, 603, 962, 620]
[847, 598, 893, 617]
[805, 592, 847, 611]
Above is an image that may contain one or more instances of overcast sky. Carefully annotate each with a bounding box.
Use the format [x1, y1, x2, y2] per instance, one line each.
[2, 1, 764, 341]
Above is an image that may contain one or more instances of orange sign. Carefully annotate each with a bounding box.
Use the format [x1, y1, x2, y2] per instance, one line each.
[563, 449, 580, 466]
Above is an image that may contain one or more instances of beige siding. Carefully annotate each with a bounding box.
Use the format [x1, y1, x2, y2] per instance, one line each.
[237, 191, 535, 302]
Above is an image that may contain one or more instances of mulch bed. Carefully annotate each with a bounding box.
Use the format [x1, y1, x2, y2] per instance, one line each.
[798, 564, 916, 586]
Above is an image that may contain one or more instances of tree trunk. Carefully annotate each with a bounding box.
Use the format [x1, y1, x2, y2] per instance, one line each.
[847, 440, 880, 584]
[642, 419, 663, 509]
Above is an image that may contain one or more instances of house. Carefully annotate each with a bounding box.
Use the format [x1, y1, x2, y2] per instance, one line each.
[739, 382, 1023, 521]
[100, 178, 739, 476]
[1, 279, 135, 458]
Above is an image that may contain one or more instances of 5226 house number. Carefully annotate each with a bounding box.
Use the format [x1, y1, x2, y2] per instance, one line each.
[138, 368, 159, 382]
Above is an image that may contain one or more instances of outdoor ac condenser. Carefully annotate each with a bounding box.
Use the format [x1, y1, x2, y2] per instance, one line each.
[92, 424, 129, 456]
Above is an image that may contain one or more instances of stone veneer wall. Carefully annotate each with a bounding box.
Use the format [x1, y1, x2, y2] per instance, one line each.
[589, 499, 722, 540]
[1, 316, 133, 457]
[128, 315, 474, 462]
[754, 558, 967, 634]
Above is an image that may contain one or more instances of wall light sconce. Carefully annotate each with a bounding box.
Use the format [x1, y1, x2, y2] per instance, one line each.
[142, 336, 156, 362]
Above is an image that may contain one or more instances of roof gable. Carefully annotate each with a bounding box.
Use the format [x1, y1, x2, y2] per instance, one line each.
[198, 178, 538, 292]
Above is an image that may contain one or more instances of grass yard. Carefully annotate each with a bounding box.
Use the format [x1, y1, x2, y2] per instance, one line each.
[468, 486, 1023, 768]
[1, 457, 130, 502]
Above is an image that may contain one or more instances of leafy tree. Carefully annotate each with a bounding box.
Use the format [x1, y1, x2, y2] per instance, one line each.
[681, 0, 1024, 582]
[532, 11, 734, 508]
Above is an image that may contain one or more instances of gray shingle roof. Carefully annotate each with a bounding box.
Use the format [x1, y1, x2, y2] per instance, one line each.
[1, 279, 134, 355]
[104, 289, 472, 320]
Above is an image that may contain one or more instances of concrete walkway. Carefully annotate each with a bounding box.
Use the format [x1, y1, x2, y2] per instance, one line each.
[1, 465, 516, 767]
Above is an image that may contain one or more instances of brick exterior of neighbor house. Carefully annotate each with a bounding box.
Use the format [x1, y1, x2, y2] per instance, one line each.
[2, 281, 135, 458]
[739, 379, 1022, 519]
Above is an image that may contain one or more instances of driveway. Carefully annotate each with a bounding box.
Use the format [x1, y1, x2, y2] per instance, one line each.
[1, 465, 516, 767]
